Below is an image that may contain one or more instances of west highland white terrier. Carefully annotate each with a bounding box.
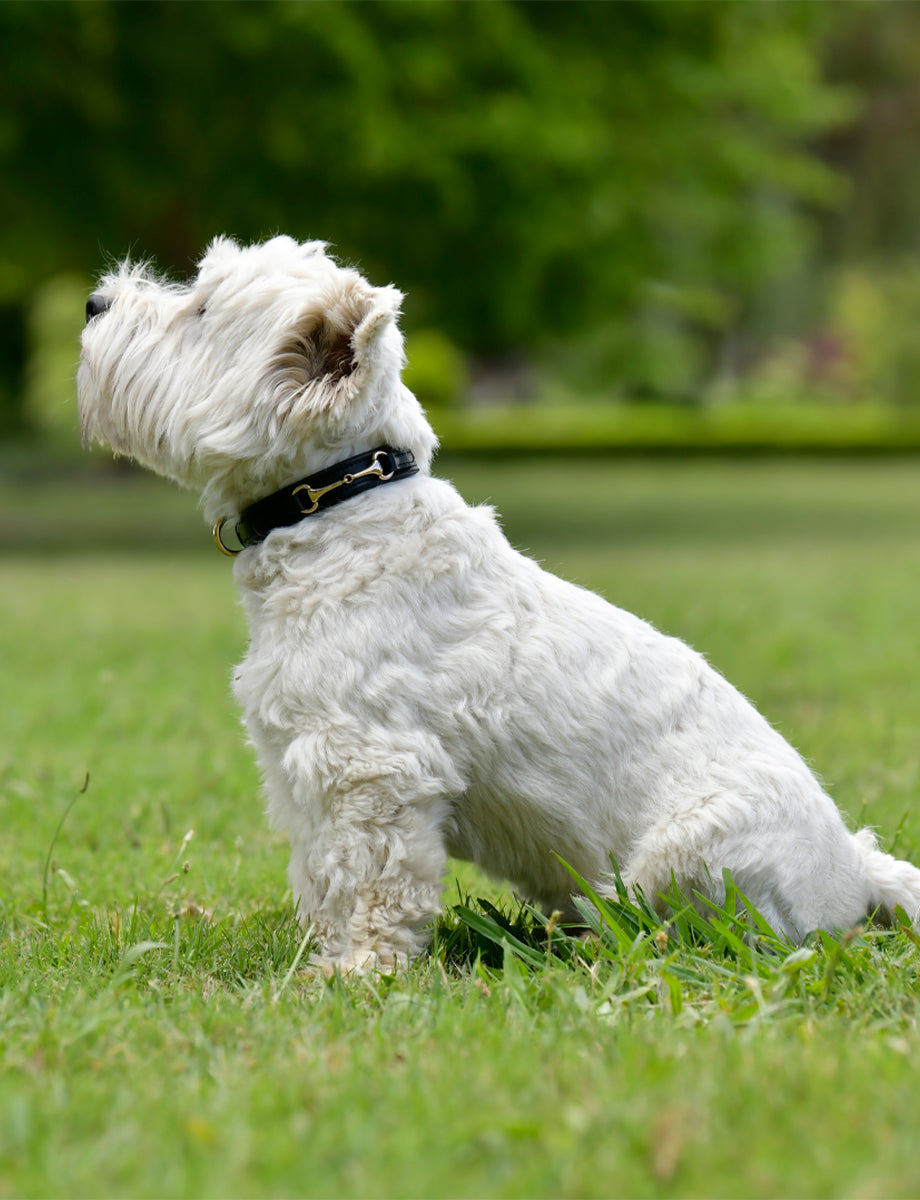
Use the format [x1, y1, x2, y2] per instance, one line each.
[78, 235, 920, 970]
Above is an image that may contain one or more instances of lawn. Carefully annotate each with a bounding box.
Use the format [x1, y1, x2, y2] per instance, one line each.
[2, 456, 920, 1199]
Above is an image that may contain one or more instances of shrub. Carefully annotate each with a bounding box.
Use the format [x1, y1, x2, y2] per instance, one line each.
[403, 328, 469, 411]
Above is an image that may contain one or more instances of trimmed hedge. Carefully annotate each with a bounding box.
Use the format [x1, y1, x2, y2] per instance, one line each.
[431, 402, 920, 455]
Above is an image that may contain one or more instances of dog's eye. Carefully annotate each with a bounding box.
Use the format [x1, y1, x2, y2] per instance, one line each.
[197, 305, 207, 318]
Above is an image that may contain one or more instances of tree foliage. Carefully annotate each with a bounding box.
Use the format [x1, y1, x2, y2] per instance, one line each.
[0, 0, 859, 424]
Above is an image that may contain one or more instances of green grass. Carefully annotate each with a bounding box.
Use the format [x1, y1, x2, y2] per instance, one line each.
[2, 457, 920, 1199]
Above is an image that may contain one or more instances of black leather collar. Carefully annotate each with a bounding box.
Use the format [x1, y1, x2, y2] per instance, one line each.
[213, 446, 418, 556]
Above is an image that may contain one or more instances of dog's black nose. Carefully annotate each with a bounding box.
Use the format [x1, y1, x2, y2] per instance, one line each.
[85, 293, 111, 323]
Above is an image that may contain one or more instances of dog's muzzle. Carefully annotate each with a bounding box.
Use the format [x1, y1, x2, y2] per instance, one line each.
[85, 294, 111, 323]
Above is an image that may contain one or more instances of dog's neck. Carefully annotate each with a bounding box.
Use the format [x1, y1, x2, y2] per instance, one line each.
[200, 382, 439, 528]
[212, 445, 420, 556]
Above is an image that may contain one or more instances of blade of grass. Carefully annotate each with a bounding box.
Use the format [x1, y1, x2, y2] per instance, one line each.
[453, 904, 546, 969]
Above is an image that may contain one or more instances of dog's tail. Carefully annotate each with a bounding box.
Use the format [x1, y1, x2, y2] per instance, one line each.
[854, 827, 920, 925]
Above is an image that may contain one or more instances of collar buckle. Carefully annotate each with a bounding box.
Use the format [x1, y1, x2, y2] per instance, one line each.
[292, 449, 396, 515]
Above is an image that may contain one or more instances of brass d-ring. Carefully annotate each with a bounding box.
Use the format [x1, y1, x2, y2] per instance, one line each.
[212, 516, 242, 557]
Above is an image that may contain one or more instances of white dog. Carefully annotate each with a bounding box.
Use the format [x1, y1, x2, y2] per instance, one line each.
[78, 234, 920, 970]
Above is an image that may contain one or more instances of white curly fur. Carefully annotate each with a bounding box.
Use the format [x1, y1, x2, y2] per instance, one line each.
[78, 234, 920, 970]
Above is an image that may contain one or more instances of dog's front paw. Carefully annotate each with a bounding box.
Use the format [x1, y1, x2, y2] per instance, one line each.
[307, 946, 408, 978]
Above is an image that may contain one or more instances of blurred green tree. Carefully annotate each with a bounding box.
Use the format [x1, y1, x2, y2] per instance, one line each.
[0, 0, 856, 431]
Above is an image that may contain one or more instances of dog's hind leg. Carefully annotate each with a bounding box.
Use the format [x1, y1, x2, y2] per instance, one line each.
[610, 795, 817, 940]
[849, 827, 920, 926]
[609, 799, 731, 919]
[613, 793, 920, 942]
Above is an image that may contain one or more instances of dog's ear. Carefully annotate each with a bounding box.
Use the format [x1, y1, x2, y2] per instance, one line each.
[351, 285, 403, 370]
[307, 282, 402, 382]
[271, 283, 403, 419]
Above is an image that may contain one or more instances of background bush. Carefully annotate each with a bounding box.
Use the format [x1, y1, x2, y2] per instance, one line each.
[7, 0, 920, 447]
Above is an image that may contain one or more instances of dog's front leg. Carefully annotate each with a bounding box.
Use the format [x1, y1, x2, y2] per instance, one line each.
[285, 778, 451, 974]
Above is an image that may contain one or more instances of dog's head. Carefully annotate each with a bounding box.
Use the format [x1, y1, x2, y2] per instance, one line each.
[77, 235, 437, 519]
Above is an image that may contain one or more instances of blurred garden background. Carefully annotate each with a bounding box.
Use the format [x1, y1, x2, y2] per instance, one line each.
[5, 0, 920, 455]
